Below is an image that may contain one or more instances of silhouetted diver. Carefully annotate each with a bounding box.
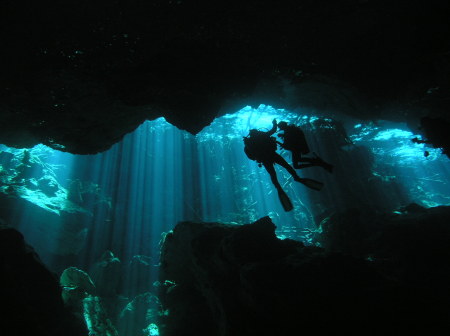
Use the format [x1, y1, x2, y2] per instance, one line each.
[277, 121, 334, 173]
[243, 119, 323, 212]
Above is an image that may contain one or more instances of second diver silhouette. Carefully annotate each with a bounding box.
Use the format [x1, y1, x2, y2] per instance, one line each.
[277, 121, 334, 173]
[243, 119, 323, 212]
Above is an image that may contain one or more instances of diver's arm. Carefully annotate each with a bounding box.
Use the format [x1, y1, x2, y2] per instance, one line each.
[267, 119, 277, 135]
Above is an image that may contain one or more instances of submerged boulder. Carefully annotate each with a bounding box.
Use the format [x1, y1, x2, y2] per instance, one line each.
[0, 225, 87, 336]
[0, 190, 90, 256]
[59, 265, 124, 336]
[334, 205, 450, 292]
[160, 216, 450, 335]
[37, 175, 60, 196]
[83, 296, 119, 336]
[60, 266, 97, 309]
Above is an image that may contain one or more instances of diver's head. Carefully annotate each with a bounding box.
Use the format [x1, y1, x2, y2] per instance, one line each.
[249, 129, 258, 136]
[278, 121, 288, 130]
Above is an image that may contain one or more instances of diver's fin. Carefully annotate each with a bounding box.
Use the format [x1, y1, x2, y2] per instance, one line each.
[277, 188, 293, 212]
[296, 177, 324, 191]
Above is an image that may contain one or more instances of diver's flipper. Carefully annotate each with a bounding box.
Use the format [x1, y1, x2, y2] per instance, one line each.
[277, 188, 293, 212]
[296, 177, 324, 191]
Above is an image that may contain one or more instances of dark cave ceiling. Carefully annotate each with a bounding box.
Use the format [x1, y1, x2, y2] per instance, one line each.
[0, 0, 449, 154]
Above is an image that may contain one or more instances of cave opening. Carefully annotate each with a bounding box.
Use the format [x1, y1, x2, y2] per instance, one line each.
[1, 104, 449, 262]
[0, 104, 449, 334]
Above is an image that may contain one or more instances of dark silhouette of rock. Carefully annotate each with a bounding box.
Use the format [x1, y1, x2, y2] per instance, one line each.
[420, 116, 450, 158]
[160, 216, 450, 335]
[0, 150, 104, 256]
[0, 2, 449, 153]
[60, 266, 97, 309]
[83, 296, 119, 336]
[0, 225, 87, 336]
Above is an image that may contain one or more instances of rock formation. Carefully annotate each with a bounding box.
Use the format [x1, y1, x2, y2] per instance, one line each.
[0, 1, 449, 154]
[0, 2, 449, 335]
[0, 148, 103, 256]
[0, 225, 87, 336]
[3, 206, 450, 335]
[59, 252, 164, 336]
[159, 214, 450, 335]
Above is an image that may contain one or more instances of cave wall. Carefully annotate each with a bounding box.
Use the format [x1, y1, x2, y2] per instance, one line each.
[159, 213, 450, 335]
[0, 0, 449, 153]
[0, 225, 87, 336]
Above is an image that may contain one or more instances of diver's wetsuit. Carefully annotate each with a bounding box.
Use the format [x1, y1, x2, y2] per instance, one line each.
[244, 120, 323, 211]
[244, 121, 302, 191]
[261, 152, 302, 191]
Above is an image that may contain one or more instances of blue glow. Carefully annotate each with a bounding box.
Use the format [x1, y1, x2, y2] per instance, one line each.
[350, 123, 444, 162]
[1, 111, 449, 246]
[1, 106, 450, 332]
[373, 129, 412, 141]
[349, 122, 450, 207]
[2, 110, 449, 258]
[218, 104, 300, 137]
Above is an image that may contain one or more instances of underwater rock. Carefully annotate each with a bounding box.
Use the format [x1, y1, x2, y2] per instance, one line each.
[397, 202, 427, 214]
[90, 250, 122, 298]
[160, 216, 450, 335]
[317, 205, 450, 258]
[419, 116, 450, 159]
[0, 150, 92, 256]
[315, 205, 450, 324]
[0, 225, 88, 336]
[83, 296, 119, 336]
[117, 292, 163, 336]
[316, 207, 373, 255]
[60, 266, 121, 336]
[370, 205, 450, 290]
[37, 175, 60, 196]
[0, 191, 90, 255]
[60, 266, 97, 309]
[1, 2, 449, 153]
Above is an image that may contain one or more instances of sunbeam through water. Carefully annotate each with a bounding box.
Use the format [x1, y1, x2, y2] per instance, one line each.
[1, 104, 449, 334]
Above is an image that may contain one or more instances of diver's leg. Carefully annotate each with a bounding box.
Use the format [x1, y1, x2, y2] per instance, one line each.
[292, 152, 315, 169]
[263, 161, 294, 211]
[274, 155, 324, 191]
[274, 154, 301, 181]
[294, 152, 334, 173]
[292, 151, 302, 169]
[306, 153, 334, 173]
[262, 162, 282, 190]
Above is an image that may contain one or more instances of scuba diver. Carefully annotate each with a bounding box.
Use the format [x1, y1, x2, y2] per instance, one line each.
[277, 121, 334, 173]
[243, 119, 323, 212]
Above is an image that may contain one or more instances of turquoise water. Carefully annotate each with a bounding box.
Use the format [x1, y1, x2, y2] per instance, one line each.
[0, 105, 449, 267]
[2, 104, 449, 335]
